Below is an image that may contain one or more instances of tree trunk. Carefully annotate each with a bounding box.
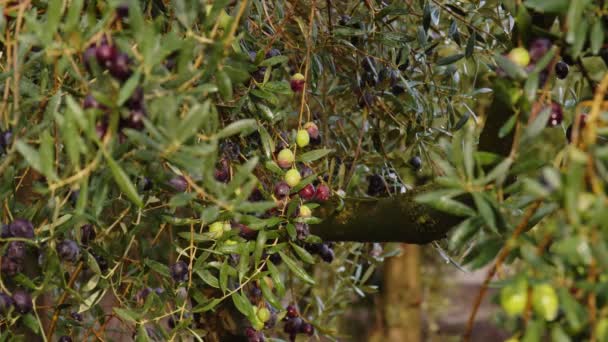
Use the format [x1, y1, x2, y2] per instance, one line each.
[384, 244, 422, 341]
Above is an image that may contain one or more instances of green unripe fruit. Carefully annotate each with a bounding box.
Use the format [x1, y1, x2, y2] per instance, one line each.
[277, 149, 295, 169]
[500, 281, 528, 317]
[532, 284, 558, 321]
[285, 169, 301, 187]
[209, 221, 224, 238]
[596, 318, 608, 341]
[257, 307, 271, 323]
[299, 205, 312, 218]
[508, 47, 530, 67]
[209, 221, 231, 238]
[296, 129, 310, 148]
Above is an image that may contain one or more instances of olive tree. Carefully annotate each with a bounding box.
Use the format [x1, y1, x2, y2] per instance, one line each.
[0, 0, 607, 341]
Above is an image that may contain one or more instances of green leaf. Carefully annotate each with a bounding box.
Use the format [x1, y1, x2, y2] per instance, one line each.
[448, 216, 483, 251]
[462, 237, 502, 269]
[219, 261, 230, 293]
[231, 292, 253, 317]
[104, 153, 143, 207]
[65, 95, 87, 131]
[259, 277, 282, 309]
[176, 101, 211, 143]
[195, 298, 222, 312]
[64, 0, 84, 32]
[566, 0, 591, 45]
[590, 19, 604, 55]
[258, 125, 275, 159]
[494, 54, 527, 80]
[480, 157, 513, 185]
[118, 72, 142, 106]
[39, 130, 57, 181]
[15, 141, 42, 173]
[237, 242, 251, 280]
[43, 0, 63, 44]
[524, 0, 569, 13]
[144, 259, 171, 277]
[259, 55, 289, 67]
[254, 229, 267, 268]
[498, 114, 517, 138]
[256, 103, 275, 121]
[523, 106, 551, 140]
[278, 251, 315, 285]
[217, 70, 233, 100]
[297, 148, 334, 163]
[266, 261, 286, 297]
[216, 119, 257, 139]
[135, 324, 150, 342]
[263, 81, 292, 95]
[196, 269, 220, 288]
[114, 307, 139, 323]
[22, 314, 40, 334]
[415, 192, 476, 217]
[522, 320, 545, 342]
[558, 288, 587, 332]
[437, 53, 464, 66]
[290, 242, 315, 264]
[472, 193, 496, 231]
[570, 19, 589, 59]
[465, 31, 476, 58]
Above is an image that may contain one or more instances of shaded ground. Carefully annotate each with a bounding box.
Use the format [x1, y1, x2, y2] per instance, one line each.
[430, 266, 509, 341]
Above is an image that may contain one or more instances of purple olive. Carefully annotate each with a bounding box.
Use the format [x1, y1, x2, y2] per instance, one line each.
[80, 224, 96, 245]
[170, 260, 189, 282]
[1, 258, 22, 276]
[6, 241, 26, 261]
[56, 240, 80, 262]
[95, 43, 118, 69]
[0, 292, 13, 313]
[9, 219, 34, 239]
[11, 290, 32, 314]
[108, 52, 132, 81]
[168, 176, 188, 192]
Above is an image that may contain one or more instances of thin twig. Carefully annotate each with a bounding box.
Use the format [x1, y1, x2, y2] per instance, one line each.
[463, 200, 542, 341]
[46, 261, 84, 340]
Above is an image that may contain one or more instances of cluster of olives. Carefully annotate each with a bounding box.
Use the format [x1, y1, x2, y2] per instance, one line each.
[500, 280, 560, 341]
[507, 39, 568, 128]
[0, 219, 35, 319]
[1, 219, 34, 277]
[507, 40, 594, 143]
[82, 36, 146, 138]
[282, 305, 314, 342]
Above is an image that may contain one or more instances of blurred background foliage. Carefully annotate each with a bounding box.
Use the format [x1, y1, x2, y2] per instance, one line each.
[0, 0, 607, 341]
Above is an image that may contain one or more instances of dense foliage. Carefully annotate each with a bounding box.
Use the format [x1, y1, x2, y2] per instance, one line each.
[0, 0, 607, 341]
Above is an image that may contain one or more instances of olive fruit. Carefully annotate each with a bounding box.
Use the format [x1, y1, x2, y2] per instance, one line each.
[11, 290, 32, 314]
[555, 61, 569, 79]
[284, 169, 301, 187]
[274, 181, 291, 198]
[57, 240, 80, 262]
[170, 261, 189, 282]
[298, 184, 315, 201]
[290, 73, 305, 92]
[500, 281, 528, 317]
[277, 149, 295, 169]
[508, 47, 530, 67]
[532, 283, 559, 321]
[296, 129, 310, 148]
